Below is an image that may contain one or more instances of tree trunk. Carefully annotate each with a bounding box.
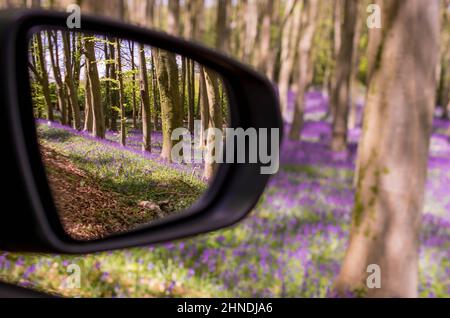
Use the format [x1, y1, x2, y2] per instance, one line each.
[154, 48, 182, 161]
[129, 41, 138, 129]
[328, 0, 342, 119]
[256, 0, 274, 74]
[62, 32, 81, 130]
[347, 5, 363, 130]
[108, 38, 119, 132]
[186, 59, 195, 133]
[115, 38, 126, 146]
[334, 0, 440, 298]
[330, 0, 359, 152]
[216, 0, 230, 53]
[47, 31, 68, 125]
[168, 0, 180, 36]
[203, 68, 223, 180]
[289, 0, 319, 140]
[83, 62, 93, 132]
[366, 0, 384, 86]
[84, 36, 105, 138]
[35, 32, 53, 121]
[180, 56, 186, 125]
[139, 43, 151, 152]
[151, 54, 160, 131]
[278, 0, 301, 120]
[243, 0, 258, 64]
[104, 38, 111, 129]
[199, 66, 210, 149]
[437, 2, 450, 119]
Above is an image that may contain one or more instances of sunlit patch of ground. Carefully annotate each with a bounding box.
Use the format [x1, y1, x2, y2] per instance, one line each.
[37, 124, 207, 241]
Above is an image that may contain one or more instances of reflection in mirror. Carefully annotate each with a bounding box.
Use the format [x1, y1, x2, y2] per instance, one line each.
[28, 29, 230, 241]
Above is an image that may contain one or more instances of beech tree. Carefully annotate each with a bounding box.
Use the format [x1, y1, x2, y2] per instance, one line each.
[278, 0, 301, 118]
[203, 68, 223, 180]
[47, 31, 68, 125]
[84, 36, 105, 138]
[330, 0, 359, 152]
[115, 38, 126, 146]
[154, 48, 183, 161]
[289, 0, 320, 140]
[139, 43, 152, 152]
[334, 0, 440, 297]
[29, 32, 53, 122]
[62, 32, 82, 130]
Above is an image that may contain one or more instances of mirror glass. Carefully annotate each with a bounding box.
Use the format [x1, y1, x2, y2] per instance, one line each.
[28, 29, 230, 241]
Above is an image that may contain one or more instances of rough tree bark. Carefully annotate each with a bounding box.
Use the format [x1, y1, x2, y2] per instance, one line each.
[334, 0, 440, 298]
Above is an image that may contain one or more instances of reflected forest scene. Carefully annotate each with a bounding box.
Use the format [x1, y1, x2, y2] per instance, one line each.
[29, 30, 229, 240]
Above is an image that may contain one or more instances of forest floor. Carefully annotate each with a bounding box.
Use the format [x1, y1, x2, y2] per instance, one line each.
[37, 123, 207, 240]
[0, 91, 449, 297]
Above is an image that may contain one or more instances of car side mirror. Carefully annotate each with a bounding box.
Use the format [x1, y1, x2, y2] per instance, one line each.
[0, 9, 282, 254]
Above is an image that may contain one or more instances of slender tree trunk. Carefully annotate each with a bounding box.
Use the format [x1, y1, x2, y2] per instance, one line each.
[129, 41, 138, 129]
[289, 0, 319, 140]
[83, 62, 93, 132]
[186, 59, 195, 133]
[199, 66, 210, 149]
[278, 0, 301, 119]
[184, 1, 198, 133]
[35, 32, 53, 121]
[115, 38, 126, 146]
[216, 0, 230, 53]
[104, 38, 111, 129]
[243, 0, 258, 64]
[256, 0, 274, 74]
[180, 56, 186, 126]
[330, 0, 359, 152]
[151, 54, 160, 131]
[334, 0, 440, 297]
[168, 0, 180, 36]
[437, 1, 450, 119]
[62, 32, 81, 130]
[73, 33, 82, 93]
[328, 0, 342, 119]
[348, 5, 363, 130]
[366, 0, 384, 86]
[109, 39, 118, 131]
[139, 43, 151, 152]
[48, 31, 68, 125]
[84, 36, 105, 138]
